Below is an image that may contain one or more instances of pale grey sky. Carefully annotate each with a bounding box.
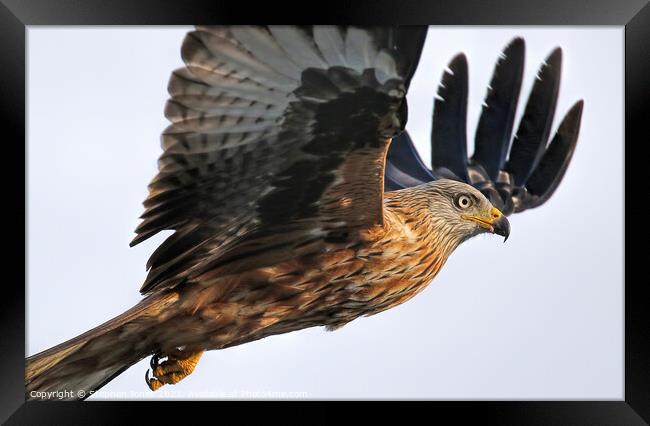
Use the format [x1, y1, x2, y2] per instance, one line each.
[27, 26, 623, 400]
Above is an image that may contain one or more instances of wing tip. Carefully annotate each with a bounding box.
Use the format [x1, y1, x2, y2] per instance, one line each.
[504, 37, 525, 55]
[448, 52, 468, 71]
[572, 98, 585, 114]
[438, 53, 468, 90]
[129, 231, 152, 247]
[545, 46, 563, 67]
[561, 99, 584, 141]
[129, 236, 143, 247]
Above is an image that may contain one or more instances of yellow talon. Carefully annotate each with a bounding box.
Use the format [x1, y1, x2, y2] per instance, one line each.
[145, 350, 204, 391]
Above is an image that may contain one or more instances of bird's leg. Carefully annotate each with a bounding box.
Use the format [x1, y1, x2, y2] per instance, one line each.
[146, 349, 204, 391]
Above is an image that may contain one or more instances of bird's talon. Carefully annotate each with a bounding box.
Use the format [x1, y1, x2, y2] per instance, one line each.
[147, 377, 164, 391]
[144, 350, 204, 391]
[145, 368, 163, 392]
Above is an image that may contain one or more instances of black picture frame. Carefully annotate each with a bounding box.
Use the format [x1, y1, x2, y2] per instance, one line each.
[3, 0, 648, 423]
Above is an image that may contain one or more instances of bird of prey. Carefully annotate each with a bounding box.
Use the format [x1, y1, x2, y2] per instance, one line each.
[26, 26, 582, 400]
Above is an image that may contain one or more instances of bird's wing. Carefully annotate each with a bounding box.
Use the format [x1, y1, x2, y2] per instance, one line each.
[385, 37, 583, 215]
[133, 26, 427, 293]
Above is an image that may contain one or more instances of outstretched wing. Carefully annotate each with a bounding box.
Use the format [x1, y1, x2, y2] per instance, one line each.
[385, 37, 583, 216]
[133, 26, 427, 293]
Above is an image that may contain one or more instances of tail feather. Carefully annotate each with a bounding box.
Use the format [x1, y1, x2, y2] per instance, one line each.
[26, 291, 179, 400]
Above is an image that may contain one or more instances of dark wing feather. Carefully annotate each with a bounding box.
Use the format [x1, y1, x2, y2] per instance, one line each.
[133, 26, 427, 293]
[525, 100, 583, 209]
[431, 53, 469, 181]
[505, 47, 562, 186]
[472, 37, 525, 180]
[385, 37, 583, 217]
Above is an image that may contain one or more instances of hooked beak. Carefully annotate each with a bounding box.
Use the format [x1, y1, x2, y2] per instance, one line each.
[463, 207, 511, 242]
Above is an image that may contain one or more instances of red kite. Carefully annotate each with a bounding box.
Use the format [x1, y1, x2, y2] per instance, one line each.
[26, 26, 581, 399]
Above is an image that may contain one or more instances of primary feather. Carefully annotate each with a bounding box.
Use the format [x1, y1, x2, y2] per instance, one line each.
[386, 37, 583, 216]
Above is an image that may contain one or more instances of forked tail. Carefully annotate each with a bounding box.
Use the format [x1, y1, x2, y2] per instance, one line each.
[26, 291, 179, 400]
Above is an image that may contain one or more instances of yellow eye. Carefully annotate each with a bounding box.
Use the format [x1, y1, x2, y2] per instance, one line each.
[455, 194, 472, 209]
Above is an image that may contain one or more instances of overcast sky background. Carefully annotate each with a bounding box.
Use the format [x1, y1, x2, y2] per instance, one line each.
[27, 26, 623, 400]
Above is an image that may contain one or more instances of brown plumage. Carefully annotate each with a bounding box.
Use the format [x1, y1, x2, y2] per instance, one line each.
[25, 26, 512, 399]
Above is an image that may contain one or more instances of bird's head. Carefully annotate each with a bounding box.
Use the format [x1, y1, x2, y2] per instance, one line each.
[423, 179, 510, 244]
